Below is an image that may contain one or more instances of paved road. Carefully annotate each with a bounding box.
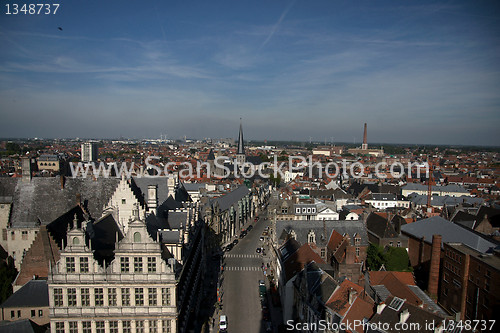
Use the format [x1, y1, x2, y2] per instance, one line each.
[219, 213, 271, 333]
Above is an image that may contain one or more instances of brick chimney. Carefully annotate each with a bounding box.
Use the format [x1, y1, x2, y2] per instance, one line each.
[427, 234, 442, 298]
[362, 123, 368, 150]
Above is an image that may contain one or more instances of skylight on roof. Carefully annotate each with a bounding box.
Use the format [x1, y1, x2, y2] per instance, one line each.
[388, 297, 405, 311]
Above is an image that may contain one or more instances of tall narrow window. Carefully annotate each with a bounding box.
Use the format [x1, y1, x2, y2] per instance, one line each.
[81, 288, 90, 306]
[135, 288, 144, 306]
[80, 257, 89, 273]
[66, 257, 75, 272]
[134, 257, 143, 272]
[162, 288, 171, 306]
[148, 257, 156, 272]
[122, 320, 131, 333]
[136, 320, 145, 333]
[67, 288, 77, 306]
[108, 288, 117, 306]
[149, 288, 157, 306]
[134, 232, 141, 242]
[96, 321, 105, 333]
[109, 321, 119, 333]
[69, 322, 78, 333]
[121, 257, 129, 272]
[122, 288, 130, 306]
[162, 320, 171, 333]
[53, 288, 63, 306]
[82, 321, 91, 333]
[149, 320, 158, 333]
[95, 287, 104, 306]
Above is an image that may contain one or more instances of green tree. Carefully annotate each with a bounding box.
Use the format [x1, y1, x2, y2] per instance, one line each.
[366, 244, 385, 271]
[385, 247, 412, 271]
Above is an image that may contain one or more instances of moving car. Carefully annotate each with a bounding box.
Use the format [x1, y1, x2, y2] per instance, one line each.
[256, 247, 261, 253]
[259, 280, 265, 286]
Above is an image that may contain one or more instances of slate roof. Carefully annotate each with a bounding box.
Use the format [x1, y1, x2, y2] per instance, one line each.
[0, 319, 46, 333]
[401, 216, 498, 253]
[407, 194, 484, 207]
[212, 185, 250, 212]
[476, 206, 500, 228]
[368, 193, 397, 201]
[1, 177, 119, 227]
[368, 295, 446, 333]
[403, 183, 469, 194]
[366, 213, 400, 239]
[131, 177, 170, 208]
[1, 280, 48, 308]
[277, 219, 369, 248]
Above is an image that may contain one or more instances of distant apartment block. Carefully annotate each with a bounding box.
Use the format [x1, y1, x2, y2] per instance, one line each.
[81, 142, 99, 163]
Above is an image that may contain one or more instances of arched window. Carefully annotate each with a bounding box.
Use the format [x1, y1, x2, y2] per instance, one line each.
[134, 232, 141, 242]
[73, 237, 80, 245]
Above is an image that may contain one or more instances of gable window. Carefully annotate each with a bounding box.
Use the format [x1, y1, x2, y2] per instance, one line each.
[134, 232, 142, 242]
[134, 257, 143, 272]
[22, 230, 28, 240]
[80, 257, 89, 273]
[356, 247, 360, 257]
[38, 309, 43, 317]
[66, 257, 75, 273]
[122, 198, 126, 204]
[121, 257, 129, 272]
[397, 241, 401, 248]
[31, 310, 35, 317]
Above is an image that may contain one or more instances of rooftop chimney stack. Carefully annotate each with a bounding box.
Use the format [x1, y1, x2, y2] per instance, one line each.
[147, 184, 158, 215]
[428, 234, 442, 298]
[362, 123, 368, 150]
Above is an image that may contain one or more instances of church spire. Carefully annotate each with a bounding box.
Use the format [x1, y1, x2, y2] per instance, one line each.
[237, 118, 245, 155]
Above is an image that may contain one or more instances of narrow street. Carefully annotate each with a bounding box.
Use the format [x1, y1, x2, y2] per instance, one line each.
[215, 210, 283, 333]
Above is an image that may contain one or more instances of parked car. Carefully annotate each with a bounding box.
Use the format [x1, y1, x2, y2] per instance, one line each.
[219, 315, 227, 332]
[247, 225, 253, 231]
[256, 247, 261, 253]
[225, 244, 233, 251]
[259, 280, 265, 286]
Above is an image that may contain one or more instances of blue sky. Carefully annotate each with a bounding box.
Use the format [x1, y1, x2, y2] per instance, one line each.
[1, 0, 499, 146]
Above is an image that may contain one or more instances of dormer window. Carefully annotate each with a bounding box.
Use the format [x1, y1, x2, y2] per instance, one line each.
[122, 199, 126, 204]
[134, 232, 141, 243]
[72, 237, 80, 245]
[307, 230, 316, 244]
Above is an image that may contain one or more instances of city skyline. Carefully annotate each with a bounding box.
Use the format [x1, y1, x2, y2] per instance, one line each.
[1, 0, 499, 146]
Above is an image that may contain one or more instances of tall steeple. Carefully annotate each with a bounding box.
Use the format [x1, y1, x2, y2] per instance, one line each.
[236, 118, 246, 165]
[237, 118, 245, 155]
